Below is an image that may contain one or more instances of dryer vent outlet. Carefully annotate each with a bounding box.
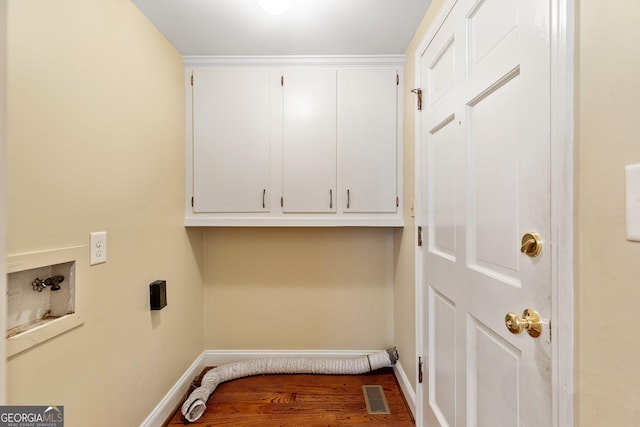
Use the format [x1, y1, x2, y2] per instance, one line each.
[150, 280, 167, 310]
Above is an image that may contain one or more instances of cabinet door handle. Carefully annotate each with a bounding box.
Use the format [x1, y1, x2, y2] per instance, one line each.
[262, 189, 266, 209]
[347, 189, 350, 209]
[329, 189, 333, 209]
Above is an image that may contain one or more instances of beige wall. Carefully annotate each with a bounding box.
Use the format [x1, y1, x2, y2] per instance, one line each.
[5, 2, 404, 424]
[0, 0, 6, 404]
[394, 0, 446, 391]
[6, 1, 204, 426]
[14, 0, 640, 425]
[203, 227, 394, 350]
[576, 0, 640, 424]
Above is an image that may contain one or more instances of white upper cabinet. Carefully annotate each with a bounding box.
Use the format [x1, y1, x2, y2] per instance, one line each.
[192, 68, 272, 213]
[338, 69, 398, 213]
[184, 59, 403, 227]
[282, 69, 337, 213]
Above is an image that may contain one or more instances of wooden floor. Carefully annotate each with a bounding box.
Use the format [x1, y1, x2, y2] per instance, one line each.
[165, 367, 414, 426]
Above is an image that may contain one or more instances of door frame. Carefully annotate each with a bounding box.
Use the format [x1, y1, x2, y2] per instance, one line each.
[412, 0, 575, 425]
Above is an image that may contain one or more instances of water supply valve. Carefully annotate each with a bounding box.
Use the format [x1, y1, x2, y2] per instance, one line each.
[31, 275, 65, 292]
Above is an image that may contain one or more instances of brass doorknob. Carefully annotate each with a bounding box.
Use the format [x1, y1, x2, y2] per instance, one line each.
[504, 308, 542, 338]
[520, 232, 542, 257]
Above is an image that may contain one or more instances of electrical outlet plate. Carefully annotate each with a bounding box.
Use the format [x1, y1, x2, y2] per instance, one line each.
[90, 231, 107, 265]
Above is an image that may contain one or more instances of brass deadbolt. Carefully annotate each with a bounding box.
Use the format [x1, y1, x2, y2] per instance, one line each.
[520, 232, 542, 257]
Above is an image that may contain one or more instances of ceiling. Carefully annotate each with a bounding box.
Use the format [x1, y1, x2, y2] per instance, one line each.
[131, 0, 432, 56]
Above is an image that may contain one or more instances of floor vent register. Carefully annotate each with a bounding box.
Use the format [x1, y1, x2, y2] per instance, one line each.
[362, 385, 391, 415]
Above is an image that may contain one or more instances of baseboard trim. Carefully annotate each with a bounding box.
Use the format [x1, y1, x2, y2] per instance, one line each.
[139, 353, 206, 427]
[393, 361, 416, 418]
[141, 349, 415, 426]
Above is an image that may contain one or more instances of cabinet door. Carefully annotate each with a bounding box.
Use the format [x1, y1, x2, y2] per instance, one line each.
[339, 69, 398, 213]
[282, 69, 337, 213]
[192, 68, 272, 213]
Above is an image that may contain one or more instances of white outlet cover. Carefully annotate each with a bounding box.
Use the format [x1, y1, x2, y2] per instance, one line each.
[625, 165, 640, 242]
[90, 231, 107, 265]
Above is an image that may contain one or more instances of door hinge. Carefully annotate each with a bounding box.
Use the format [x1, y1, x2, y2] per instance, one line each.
[418, 356, 424, 384]
[396, 73, 399, 86]
[411, 88, 422, 111]
[191, 196, 194, 207]
[190, 75, 193, 86]
[396, 196, 399, 207]
[418, 226, 423, 247]
[280, 196, 284, 207]
[281, 75, 284, 86]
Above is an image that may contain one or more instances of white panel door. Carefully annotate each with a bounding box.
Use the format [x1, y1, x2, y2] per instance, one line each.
[338, 68, 397, 213]
[192, 68, 272, 213]
[282, 69, 337, 213]
[418, 0, 552, 425]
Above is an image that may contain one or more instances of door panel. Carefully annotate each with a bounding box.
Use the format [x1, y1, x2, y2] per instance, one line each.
[467, 0, 518, 68]
[419, 0, 552, 425]
[467, 317, 520, 427]
[468, 75, 520, 282]
[429, 287, 457, 427]
[430, 117, 458, 261]
[429, 37, 457, 107]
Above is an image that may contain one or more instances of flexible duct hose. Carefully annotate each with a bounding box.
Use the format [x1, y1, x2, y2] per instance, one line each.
[181, 347, 399, 423]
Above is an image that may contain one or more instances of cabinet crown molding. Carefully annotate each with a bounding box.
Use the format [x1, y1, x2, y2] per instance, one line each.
[183, 55, 405, 67]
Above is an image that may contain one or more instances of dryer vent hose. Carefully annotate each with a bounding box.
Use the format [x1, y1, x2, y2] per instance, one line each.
[181, 347, 399, 423]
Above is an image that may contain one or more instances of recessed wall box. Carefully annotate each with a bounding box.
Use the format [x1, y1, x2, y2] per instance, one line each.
[150, 280, 167, 310]
[7, 246, 85, 357]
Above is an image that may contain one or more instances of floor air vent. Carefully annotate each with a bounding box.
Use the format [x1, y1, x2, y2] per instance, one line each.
[362, 385, 391, 414]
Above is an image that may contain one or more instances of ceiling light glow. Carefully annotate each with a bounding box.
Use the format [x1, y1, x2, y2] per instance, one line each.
[258, 0, 293, 16]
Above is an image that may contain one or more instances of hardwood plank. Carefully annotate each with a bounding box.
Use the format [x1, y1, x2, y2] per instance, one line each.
[165, 367, 414, 426]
